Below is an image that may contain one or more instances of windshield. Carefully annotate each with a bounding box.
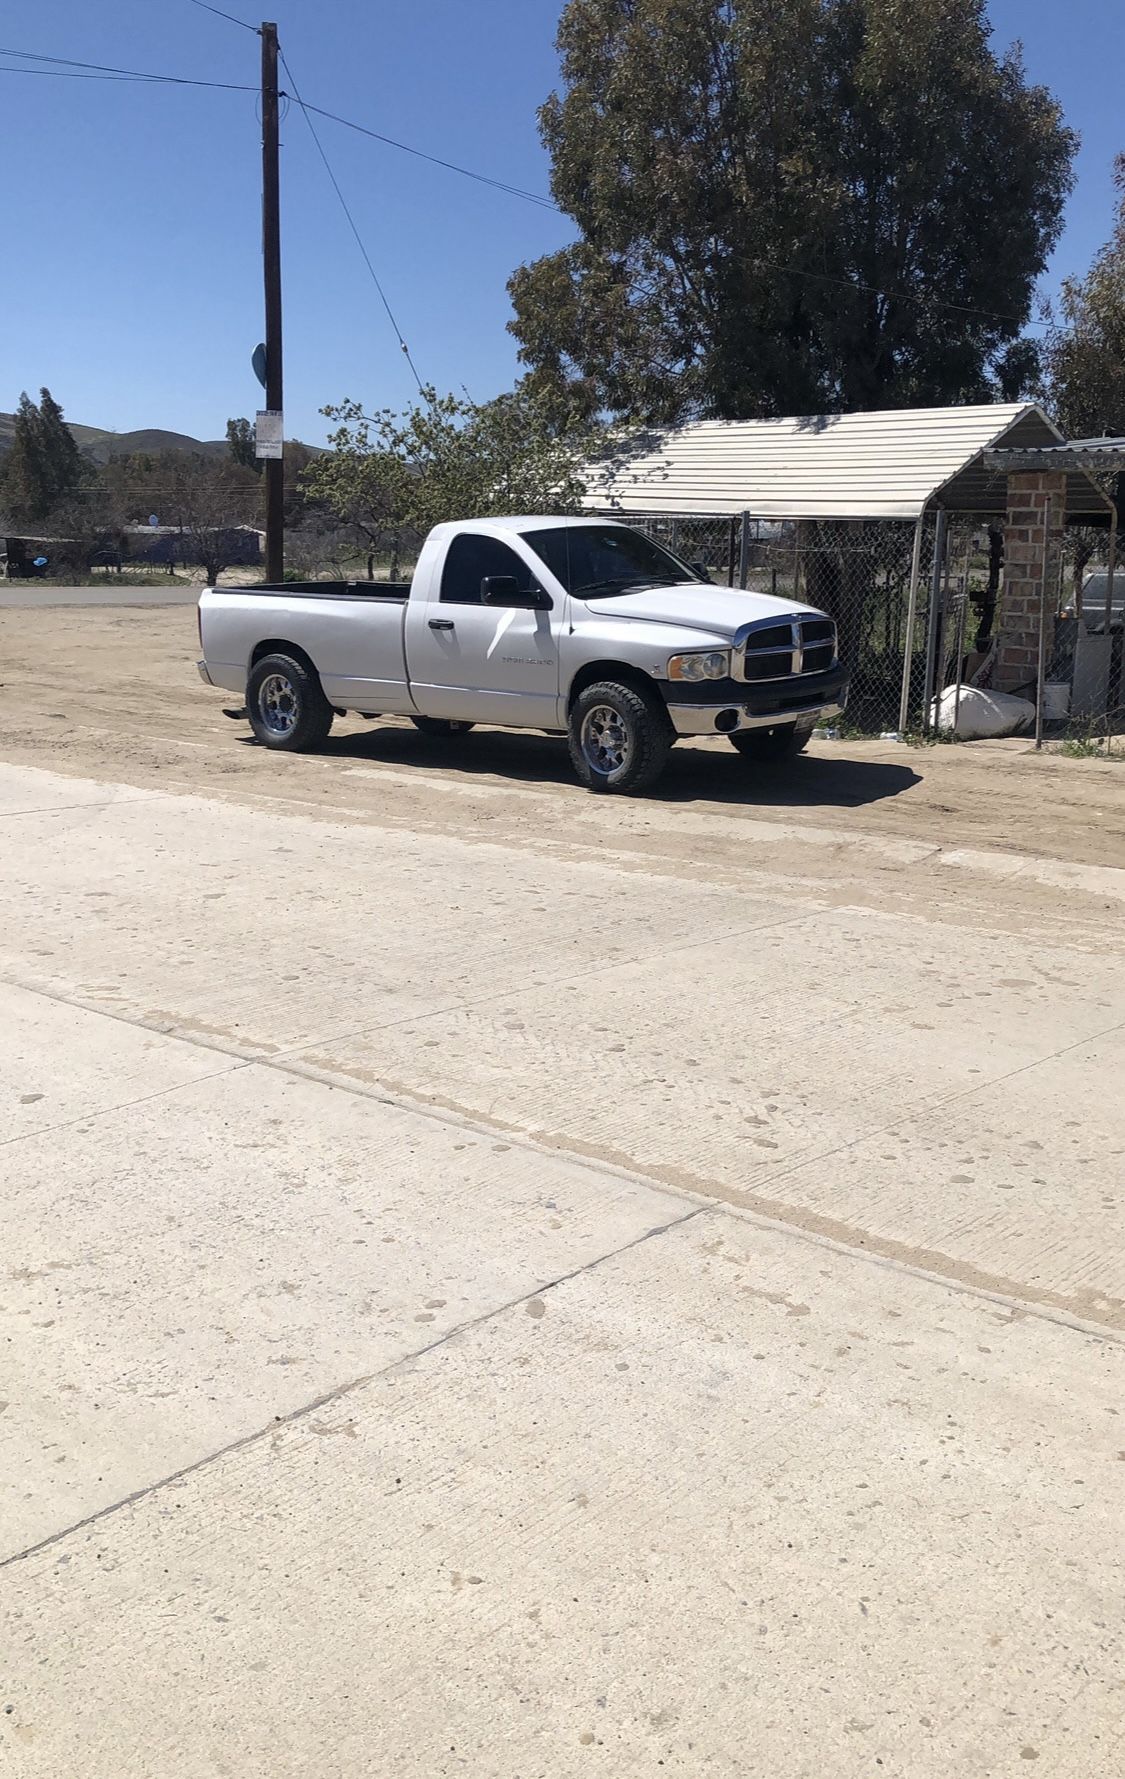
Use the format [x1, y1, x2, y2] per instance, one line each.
[529, 525, 704, 598]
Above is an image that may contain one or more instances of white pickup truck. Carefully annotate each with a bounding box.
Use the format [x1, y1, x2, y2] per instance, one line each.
[197, 516, 847, 793]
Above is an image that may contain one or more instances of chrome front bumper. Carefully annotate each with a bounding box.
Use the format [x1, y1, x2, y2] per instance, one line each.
[662, 660, 849, 738]
[668, 700, 845, 737]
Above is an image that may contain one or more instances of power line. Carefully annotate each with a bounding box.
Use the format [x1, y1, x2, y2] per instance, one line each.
[4, 44, 555, 215]
[2, 45, 161, 73]
[279, 48, 427, 395]
[0, 66, 160, 82]
[290, 98, 561, 213]
[185, 0, 259, 34]
[278, 95, 1052, 333]
[0, 64, 257, 89]
[2, 40, 1054, 338]
[0, 45, 255, 91]
[754, 257, 1050, 331]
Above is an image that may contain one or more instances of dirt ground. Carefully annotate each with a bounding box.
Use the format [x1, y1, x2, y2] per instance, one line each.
[2, 603, 1123, 883]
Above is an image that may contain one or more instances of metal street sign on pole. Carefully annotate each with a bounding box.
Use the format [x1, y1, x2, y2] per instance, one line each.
[255, 410, 284, 460]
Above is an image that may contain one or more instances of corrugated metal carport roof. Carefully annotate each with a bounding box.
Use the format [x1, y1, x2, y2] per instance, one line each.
[583, 402, 1112, 522]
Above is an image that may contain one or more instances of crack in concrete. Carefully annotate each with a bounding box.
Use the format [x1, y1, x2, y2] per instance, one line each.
[0, 901, 827, 1148]
[0, 1206, 705, 1570]
[6, 960, 1125, 1344]
[4, 970, 1125, 1344]
[0, 797, 171, 821]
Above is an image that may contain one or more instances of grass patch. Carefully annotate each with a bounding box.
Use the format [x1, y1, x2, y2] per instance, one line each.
[902, 726, 959, 747]
[1058, 735, 1125, 760]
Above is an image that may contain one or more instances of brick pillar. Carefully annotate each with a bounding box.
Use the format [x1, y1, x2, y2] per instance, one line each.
[994, 471, 1065, 694]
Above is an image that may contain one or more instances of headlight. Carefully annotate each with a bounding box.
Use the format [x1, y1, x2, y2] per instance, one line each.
[668, 649, 730, 682]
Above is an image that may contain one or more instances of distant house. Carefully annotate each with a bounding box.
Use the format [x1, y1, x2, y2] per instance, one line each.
[1, 531, 85, 578]
[124, 525, 263, 568]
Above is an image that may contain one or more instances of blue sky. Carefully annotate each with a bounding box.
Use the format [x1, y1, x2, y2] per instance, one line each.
[2, 0, 1123, 444]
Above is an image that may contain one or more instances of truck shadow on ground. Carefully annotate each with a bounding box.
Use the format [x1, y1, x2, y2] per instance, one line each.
[286, 724, 921, 810]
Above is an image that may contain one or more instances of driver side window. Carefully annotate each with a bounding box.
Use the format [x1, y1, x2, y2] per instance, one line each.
[440, 535, 533, 605]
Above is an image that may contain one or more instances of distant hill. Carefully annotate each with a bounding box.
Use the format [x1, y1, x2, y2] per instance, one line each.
[75, 427, 231, 464]
[0, 415, 318, 464]
[0, 413, 229, 463]
[0, 414, 231, 465]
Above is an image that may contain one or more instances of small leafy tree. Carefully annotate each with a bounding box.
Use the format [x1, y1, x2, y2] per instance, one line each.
[1045, 155, 1125, 440]
[304, 386, 595, 553]
[226, 416, 262, 474]
[1042, 157, 1125, 599]
[282, 439, 317, 527]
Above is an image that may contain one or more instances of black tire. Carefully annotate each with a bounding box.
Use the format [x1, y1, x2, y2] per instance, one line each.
[410, 716, 476, 737]
[568, 679, 672, 794]
[729, 722, 811, 764]
[246, 652, 333, 752]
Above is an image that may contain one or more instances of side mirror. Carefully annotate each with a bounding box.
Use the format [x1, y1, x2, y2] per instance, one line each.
[691, 561, 711, 581]
[481, 575, 550, 609]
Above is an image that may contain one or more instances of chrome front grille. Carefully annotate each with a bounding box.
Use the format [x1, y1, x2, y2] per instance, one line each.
[735, 615, 837, 682]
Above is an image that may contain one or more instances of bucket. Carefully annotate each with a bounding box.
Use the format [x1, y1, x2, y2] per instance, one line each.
[1043, 682, 1071, 720]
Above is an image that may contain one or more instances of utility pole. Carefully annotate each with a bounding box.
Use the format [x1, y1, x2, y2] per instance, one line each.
[261, 21, 284, 582]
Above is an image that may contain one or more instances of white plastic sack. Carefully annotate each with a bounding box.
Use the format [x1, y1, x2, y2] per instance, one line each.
[931, 684, 1035, 740]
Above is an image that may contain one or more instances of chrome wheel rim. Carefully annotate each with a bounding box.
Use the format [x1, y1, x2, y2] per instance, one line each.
[580, 703, 631, 776]
[258, 672, 298, 736]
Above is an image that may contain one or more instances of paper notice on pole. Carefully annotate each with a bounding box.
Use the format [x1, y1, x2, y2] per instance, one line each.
[255, 411, 284, 459]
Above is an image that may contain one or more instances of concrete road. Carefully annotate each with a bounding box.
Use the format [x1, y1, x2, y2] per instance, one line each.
[2, 752, 1124, 1777]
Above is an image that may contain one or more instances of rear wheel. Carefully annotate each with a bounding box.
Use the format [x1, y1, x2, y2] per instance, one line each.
[568, 680, 671, 794]
[246, 652, 333, 752]
[729, 721, 811, 763]
[410, 716, 476, 737]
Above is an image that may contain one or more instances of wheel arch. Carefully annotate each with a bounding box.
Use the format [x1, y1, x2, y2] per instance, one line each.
[566, 659, 666, 714]
[249, 638, 320, 680]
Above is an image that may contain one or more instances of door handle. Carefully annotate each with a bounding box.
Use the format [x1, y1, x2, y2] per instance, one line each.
[428, 618, 455, 631]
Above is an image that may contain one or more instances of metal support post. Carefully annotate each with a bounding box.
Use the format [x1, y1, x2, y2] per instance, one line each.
[921, 508, 947, 734]
[898, 514, 926, 733]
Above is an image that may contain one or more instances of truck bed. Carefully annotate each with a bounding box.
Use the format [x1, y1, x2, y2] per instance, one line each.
[198, 581, 413, 710]
[208, 580, 411, 601]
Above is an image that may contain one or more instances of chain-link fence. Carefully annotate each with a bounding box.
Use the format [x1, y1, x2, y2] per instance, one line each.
[797, 519, 932, 732]
[612, 513, 743, 586]
[611, 510, 1019, 734]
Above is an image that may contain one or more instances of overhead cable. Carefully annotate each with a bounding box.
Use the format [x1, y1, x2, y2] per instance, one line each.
[280, 48, 427, 393]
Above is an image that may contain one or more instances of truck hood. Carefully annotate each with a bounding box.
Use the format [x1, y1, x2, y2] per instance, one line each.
[581, 584, 823, 638]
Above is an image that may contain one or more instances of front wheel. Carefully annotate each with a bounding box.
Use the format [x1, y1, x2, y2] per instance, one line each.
[568, 680, 671, 794]
[729, 722, 811, 764]
[410, 716, 475, 738]
[246, 652, 333, 752]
